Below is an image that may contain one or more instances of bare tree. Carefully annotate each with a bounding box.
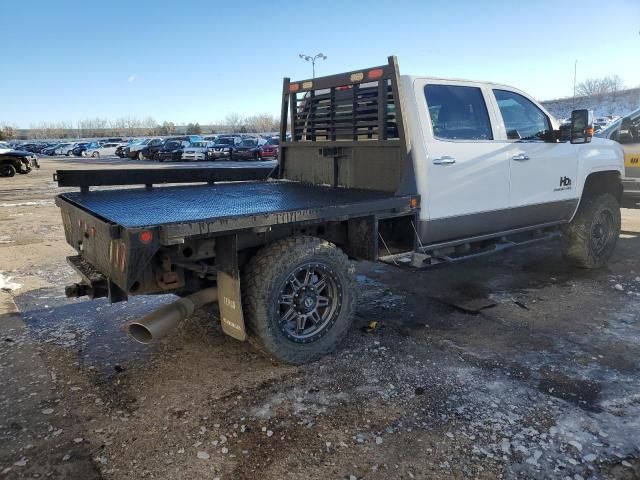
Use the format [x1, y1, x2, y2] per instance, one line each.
[245, 114, 279, 133]
[0, 121, 18, 139]
[576, 75, 625, 96]
[159, 121, 176, 136]
[224, 112, 244, 133]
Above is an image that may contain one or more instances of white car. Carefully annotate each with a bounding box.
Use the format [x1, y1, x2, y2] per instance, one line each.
[181, 141, 214, 161]
[52, 143, 76, 156]
[0, 141, 12, 154]
[84, 142, 124, 158]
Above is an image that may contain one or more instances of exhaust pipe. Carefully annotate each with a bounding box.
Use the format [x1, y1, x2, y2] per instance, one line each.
[128, 287, 218, 344]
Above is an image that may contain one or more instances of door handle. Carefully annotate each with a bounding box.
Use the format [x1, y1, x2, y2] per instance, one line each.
[432, 156, 456, 165]
[511, 154, 530, 161]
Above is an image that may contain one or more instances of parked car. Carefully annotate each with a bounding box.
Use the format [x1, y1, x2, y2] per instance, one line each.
[0, 150, 39, 177]
[208, 136, 242, 160]
[0, 141, 13, 154]
[42, 143, 61, 155]
[181, 141, 214, 161]
[260, 137, 279, 159]
[155, 140, 188, 162]
[16, 143, 39, 153]
[47, 143, 76, 156]
[71, 142, 92, 156]
[84, 142, 123, 158]
[127, 138, 164, 160]
[234, 137, 268, 161]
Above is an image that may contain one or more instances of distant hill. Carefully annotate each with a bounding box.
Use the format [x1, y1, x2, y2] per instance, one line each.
[541, 87, 640, 120]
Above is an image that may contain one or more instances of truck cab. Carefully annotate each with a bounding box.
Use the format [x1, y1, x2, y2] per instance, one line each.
[400, 76, 623, 243]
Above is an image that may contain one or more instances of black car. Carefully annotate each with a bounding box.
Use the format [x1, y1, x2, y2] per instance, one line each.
[127, 138, 164, 160]
[155, 140, 187, 162]
[71, 142, 92, 156]
[0, 150, 40, 177]
[115, 145, 128, 158]
[17, 143, 39, 153]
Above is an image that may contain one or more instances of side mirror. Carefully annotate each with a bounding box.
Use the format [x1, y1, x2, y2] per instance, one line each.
[570, 109, 594, 144]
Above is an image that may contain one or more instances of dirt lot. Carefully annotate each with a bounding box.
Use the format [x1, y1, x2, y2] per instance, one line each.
[1, 158, 639, 479]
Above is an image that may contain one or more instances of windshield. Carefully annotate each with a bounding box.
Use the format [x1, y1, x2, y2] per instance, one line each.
[216, 138, 234, 145]
[241, 139, 258, 146]
[190, 142, 207, 148]
[267, 138, 279, 145]
[165, 141, 181, 150]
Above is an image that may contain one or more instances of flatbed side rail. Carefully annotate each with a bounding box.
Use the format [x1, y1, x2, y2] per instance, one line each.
[53, 165, 275, 191]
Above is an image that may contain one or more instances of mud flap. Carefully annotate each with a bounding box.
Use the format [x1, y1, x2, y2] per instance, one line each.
[215, 235, 247, 341]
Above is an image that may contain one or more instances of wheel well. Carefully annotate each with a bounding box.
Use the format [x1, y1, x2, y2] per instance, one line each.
[582, 171, 623, 204]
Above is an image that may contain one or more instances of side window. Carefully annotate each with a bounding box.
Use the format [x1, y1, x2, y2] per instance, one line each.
[493, 89, 550, 141]
[424, 84, 493, 140]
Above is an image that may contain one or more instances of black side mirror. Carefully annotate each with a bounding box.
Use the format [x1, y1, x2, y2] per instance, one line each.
[570, 109, 594, 144]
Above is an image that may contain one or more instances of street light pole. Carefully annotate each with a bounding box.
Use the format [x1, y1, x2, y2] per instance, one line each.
[298, 53, 327, 78]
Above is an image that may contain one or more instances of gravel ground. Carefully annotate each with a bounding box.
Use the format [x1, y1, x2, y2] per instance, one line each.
[0, 158, 639, 479]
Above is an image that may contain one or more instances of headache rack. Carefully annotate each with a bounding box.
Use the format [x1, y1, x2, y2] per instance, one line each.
[279, 56, 415, 195]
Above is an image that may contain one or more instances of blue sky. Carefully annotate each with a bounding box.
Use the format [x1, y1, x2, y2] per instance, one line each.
[2, 0, 639, 127]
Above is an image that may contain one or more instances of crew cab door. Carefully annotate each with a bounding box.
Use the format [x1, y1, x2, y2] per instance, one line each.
[489, 89, 579, 227]
[417, 80, 511, 243]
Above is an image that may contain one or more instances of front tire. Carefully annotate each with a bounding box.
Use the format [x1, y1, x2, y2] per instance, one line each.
[561, 193, 620, 269]
[92, 152, 99, 158]
[242, 236, 357, 365]
[0, 164, 16, 177]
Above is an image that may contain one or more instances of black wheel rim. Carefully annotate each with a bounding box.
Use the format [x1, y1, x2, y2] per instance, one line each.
[591, 209, 614, 254]
[277, 262, 342, 343]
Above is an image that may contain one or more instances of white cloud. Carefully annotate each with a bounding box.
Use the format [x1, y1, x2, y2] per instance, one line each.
[127, 74, 138, 83]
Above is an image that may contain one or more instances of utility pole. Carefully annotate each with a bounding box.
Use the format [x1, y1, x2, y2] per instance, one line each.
[298, 53, 327, 78]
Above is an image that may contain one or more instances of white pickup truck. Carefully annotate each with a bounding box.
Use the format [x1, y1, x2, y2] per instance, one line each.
[56, 57, 624, 365]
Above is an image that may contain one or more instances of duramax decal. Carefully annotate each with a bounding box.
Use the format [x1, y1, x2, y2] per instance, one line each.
[554, 176, 572, 192]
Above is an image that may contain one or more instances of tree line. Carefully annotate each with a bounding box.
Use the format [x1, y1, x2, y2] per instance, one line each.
[575, 75, 625, 97]
[0, 113, 280, 140]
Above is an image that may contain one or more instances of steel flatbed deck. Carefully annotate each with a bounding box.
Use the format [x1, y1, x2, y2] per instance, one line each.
[57, 181, 415, 244]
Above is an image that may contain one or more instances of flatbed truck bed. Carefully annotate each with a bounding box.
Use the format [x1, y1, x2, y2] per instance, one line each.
[57, 181, 414, 243]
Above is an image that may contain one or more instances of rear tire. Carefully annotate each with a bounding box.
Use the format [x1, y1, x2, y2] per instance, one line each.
[242, 236, 357, 365]
[92, 152, 99, 158]
[138, 151, 145, 161]
[0, 164, 16, 177]
[561, 193, 620, 269]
